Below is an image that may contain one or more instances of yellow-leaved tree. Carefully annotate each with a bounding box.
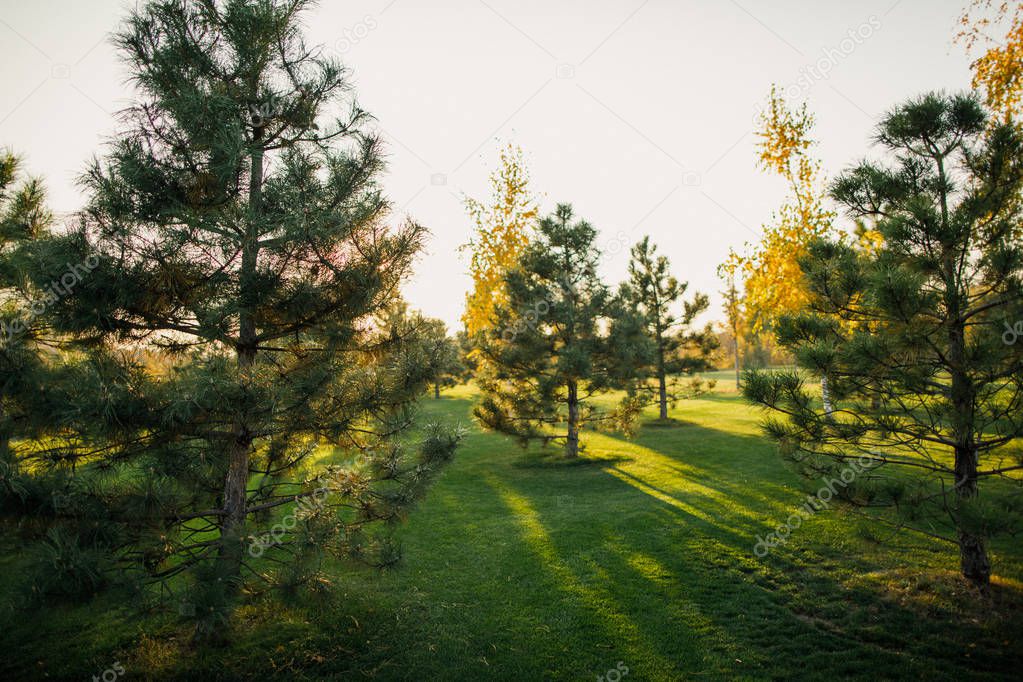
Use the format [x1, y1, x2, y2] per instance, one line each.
[737, 87, 838, 409]
[742, 86, 835, 334]
[957, 1, 1023, 122]
[461, 144, 538, 338]
[738, 87, 884, 412]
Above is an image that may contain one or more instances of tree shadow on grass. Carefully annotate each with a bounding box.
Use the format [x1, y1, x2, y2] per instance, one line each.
[23, 392, 1018, 680]
[477, 464, 917, 679]
[580, 420, 1023, 679]
[511, 453, 634, 470]
[641, 417, 694, 429]
[426, 393, 1023, 679]
[495, 461, 1021, 679]
[189, 400, 1023, 680]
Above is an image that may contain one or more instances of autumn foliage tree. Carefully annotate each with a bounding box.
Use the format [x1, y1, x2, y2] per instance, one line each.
[734, 87, 841, 408]
[742, 86, 836, 335]
[462, 144, 538, 338]
[957, 1, 1023, 122]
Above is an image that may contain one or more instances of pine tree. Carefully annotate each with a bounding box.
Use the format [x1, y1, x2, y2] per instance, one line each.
[420, 317, 463, 398]
[376, 301, 464, 400]
[621, 236, 717, 420]
[474, 204, 641, 457]
[10, 0, 460, 629]
[0, 151, 52, 494]
[743, 92, 1023, 588]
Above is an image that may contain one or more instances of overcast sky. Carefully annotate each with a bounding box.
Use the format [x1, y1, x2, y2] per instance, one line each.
[0, 0, 978, 329]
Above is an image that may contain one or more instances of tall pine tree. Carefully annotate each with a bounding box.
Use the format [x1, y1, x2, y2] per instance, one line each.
[10, 0, 460, 629]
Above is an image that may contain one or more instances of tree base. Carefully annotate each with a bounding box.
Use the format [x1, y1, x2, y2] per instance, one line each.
[958, 531, 991, 590]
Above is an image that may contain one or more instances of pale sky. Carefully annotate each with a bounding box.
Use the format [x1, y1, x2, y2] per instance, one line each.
[1, 0, 977, 330]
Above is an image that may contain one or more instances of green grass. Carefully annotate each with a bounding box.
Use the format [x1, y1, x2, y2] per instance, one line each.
[2, 373, 1021, 680]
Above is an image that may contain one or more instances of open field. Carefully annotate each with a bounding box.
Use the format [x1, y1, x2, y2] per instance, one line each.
[2, 373, 1021, 681]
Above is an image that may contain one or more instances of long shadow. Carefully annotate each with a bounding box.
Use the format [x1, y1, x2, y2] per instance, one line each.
[448, 389, 1023, 678]
[490, 448, 1023, 680]
[577, 416, 1023, 679]
[47, 390, 1015, 680]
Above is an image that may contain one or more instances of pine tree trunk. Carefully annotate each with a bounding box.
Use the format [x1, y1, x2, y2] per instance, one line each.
[658, 371, 668, 420]
[954, 441, 990, 587]
[220, 131, 264, 571]
[954, 443, 990, 586]
[656, 335, 669, 420]
[0, 402, 8, 462]
[222, 421, 252, 569]
[434, 382, 440, 399]
[958, 528, 990, 588]
[0, 402, 12, 493]
[945, 236, 990, 587]
[565, 379, 579, 458]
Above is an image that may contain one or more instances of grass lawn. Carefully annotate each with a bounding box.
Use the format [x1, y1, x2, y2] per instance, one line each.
[1, 372, 1021, 680]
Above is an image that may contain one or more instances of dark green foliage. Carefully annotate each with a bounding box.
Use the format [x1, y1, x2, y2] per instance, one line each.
[619, 235, 718, 420]
[743, 92, 1023, 587]
[421, 318, 465, 398]
[25, 528, 110, 601]
[0, 150, 56, 510]
[474, 204, 642, 457]
[3, 0, 460, 627]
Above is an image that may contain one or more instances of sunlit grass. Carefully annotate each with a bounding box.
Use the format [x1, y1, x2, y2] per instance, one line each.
[1, 377, 1020, 680]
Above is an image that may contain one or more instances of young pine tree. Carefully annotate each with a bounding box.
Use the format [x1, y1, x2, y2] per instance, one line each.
[12, 0, 460, 627]
[621, 236, 717, 420]
[419, 317, 463, 399]
[475, 204, 642, 457]
[743, 92, 1023, 588]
